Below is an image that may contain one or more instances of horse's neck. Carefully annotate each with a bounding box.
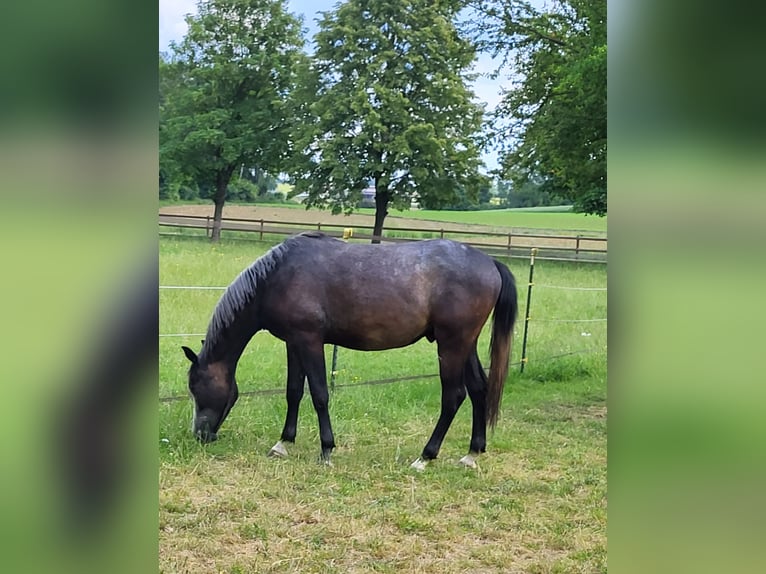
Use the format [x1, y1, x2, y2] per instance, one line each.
[203, 274, 268, 367]
[203, 320, 261, 369]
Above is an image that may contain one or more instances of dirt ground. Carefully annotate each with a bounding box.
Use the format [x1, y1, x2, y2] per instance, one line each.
[160, 204, 486, 231]
[159, 204, 607, 253]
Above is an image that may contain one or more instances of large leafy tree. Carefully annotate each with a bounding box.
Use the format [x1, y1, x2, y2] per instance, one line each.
[160, 0, 305, 240]
[476, 0, 606, 215]
[291, 0, 487, 242]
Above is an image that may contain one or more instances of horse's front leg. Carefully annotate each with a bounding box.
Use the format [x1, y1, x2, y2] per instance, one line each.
[298, 340, 335, 465]
[269, 344, 305, 458]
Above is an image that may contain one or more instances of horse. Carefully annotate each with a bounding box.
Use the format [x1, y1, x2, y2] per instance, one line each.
[181, 231, 517, 470]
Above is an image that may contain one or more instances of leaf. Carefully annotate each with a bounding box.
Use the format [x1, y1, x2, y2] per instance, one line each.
[481, 0, 606, 215]
[160, 0, 306, 203]
[288, 0, 487, 232]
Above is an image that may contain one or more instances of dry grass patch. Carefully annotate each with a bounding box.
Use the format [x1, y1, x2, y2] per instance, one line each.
[160, 383, 605, 574]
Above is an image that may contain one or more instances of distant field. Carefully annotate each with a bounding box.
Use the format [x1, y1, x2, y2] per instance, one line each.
[160, 201, 607, 236]
[159, 235, 607, 573]
[385, 208, 607, 234]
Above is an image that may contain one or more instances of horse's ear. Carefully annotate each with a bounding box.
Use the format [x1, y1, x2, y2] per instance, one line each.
[181, 346, 198, 364]
[200, 339, 205, 347]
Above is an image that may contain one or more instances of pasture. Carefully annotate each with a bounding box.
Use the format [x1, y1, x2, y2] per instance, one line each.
[159, 203, 608, 235]
[382, 208, 607, 234]
[159, 234, 607, 573]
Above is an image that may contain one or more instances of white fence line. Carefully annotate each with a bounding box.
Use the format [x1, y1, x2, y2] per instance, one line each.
[159, 286, 606, 337]
[160, 285, 227, 290]
[532, 318, 607, 323]
[160, 286, 218, 337]
[160, 333, 206, 337]
[534, 284, 607, 291]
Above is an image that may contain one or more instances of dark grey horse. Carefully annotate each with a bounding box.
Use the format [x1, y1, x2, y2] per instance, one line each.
[182, 231, 517, 470]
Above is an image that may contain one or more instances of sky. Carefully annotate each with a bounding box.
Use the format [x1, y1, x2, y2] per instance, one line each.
[159, 0, 507, 172]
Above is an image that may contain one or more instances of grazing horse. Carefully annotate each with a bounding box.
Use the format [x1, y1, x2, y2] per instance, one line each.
[182, 231, 517, 470]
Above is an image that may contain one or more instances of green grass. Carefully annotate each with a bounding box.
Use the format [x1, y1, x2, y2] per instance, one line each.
[159, 198, 303, 209]
[159, 235, 607, 573]
[160, 200, 607, 234]
[370, 208, 607, 234]
[159, 198, 211, 207]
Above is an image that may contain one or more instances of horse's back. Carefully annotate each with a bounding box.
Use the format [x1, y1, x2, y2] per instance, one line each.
[263, 234, 502, 350]
[286, 234, 498, 292]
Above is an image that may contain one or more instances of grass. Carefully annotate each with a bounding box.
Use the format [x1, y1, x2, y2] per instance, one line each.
[160, 199, 607, 235]
[326, 206, 607, 235]
[385, 209, 607, 234]
[159, 235, 607, 573]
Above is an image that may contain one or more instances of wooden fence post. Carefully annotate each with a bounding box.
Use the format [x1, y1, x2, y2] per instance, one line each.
[158, 211, 607, 263]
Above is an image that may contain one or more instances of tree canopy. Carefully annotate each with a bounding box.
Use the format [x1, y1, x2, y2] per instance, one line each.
[476, 0, 606, 215]
[290, 0, 488, 240]
[159, 0, 608, 231]
[159, 0, 305, 239]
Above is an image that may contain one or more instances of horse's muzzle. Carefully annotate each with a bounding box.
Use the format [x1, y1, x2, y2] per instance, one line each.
[194, 422, 218, 443]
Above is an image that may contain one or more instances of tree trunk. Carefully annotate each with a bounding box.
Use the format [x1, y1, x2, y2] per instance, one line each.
[211, 167, 235, 242]
[372, 181, 389, 244]
[211, 194, 225, 242]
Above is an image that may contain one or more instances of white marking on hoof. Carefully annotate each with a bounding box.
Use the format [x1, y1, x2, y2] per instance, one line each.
[268, 440, 288, 458]
[459, 453, 478, 469]
[410, 457, 428, 472]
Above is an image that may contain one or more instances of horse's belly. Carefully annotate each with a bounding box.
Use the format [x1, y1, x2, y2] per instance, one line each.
[326, 320, 428, 351]
[329, 333, 425, 352]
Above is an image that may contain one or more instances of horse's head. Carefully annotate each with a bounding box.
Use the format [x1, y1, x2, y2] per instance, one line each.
[181, 346, 239, 443]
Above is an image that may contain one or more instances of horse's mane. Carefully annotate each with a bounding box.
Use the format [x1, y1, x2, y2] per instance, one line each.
[202, 237, 296, 356]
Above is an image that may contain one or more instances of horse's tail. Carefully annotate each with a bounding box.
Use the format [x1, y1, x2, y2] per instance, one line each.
[487, 259, 518, 430]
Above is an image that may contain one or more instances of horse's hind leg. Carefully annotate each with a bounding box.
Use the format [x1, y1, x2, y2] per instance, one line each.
[269, 344, 305, 458]
[296, 339, 336, 464]
[460, 345, 489, 469]
[412, 342, 468, 471]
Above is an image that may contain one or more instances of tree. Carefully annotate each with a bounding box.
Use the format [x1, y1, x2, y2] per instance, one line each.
[290, 0, 487, 242]
[475, 0, 606, 215]
[160, 0, 305, 240]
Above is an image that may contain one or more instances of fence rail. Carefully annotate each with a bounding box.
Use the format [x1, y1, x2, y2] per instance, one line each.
[159, 212, 607, 263]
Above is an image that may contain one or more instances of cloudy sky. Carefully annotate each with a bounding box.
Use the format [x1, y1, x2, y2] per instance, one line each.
[159, 0, 507, 171]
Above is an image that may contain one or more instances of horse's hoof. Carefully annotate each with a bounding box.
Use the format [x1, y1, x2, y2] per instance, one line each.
[458, 454, 478, 469]
[268, 441, 288, 458]
[410, 458, 428, 472]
